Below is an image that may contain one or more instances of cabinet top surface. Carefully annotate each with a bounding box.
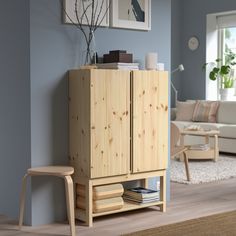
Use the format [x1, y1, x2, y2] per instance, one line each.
[69, 69, 168, 73]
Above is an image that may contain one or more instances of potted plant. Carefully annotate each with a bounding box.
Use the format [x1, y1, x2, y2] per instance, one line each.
[203, 50, 236, 100]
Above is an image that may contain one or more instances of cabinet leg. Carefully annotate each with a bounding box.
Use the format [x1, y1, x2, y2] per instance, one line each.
[85, 180, 93, 227]
[160, 174, 166, 212]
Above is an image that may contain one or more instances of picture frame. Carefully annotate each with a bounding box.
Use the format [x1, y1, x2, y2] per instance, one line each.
[63, 0, 109, 27]
[110, 0, 151, 30]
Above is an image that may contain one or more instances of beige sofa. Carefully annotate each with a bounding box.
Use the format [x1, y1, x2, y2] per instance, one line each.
[172, 101, 236, 154]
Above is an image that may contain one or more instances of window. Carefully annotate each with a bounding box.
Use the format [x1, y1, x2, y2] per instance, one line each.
[206, 12, 236, 101]
[219, 28, 236, 62]
[218, 27, 236, 100]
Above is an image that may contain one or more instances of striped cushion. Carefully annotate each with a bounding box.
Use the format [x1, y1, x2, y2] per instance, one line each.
[192, 101, 220, 123]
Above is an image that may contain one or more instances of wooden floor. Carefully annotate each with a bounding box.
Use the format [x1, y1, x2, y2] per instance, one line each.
[1, 178, 236, 236]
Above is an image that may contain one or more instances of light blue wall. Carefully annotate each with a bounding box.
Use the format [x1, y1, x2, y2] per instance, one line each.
[0, 0, 171, 225]
[178, 0, 236, 101]
[30, 0, 75, 225]
[0, 0, 31, 222]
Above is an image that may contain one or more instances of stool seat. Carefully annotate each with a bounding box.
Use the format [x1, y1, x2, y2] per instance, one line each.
[19, 165, 75, 236]
[27, 166, 74, 176]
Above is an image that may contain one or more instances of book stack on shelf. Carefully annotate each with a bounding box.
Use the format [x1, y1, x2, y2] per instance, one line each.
[96, 62, 139, 70]
[123, 187, 160, 204]
[189, 143, 210, 151]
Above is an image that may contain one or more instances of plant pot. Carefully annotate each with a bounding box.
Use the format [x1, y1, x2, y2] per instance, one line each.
[220, 88, 235, 101]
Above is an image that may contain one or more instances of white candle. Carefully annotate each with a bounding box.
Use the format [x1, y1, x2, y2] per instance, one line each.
[145, 53, 158, 70]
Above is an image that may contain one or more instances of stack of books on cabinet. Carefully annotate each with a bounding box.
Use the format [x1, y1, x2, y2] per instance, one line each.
[96, 62, 139, 70]
[123, 187, 160, 204]
[76, 184, 124, 213]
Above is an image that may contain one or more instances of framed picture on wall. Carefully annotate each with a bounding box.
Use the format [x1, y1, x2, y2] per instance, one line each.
[63, 0, 110, 27]
[110, 0, 151, 30]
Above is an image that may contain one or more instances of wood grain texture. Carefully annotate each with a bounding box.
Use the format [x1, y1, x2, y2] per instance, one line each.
[90, 69, 130, 178]
[69, 69, 130, 179]
[75, 170, 166, 225]
[132, 71, 168, 173]
[69, 69, 91, 179]
[69, 69, 168, 226]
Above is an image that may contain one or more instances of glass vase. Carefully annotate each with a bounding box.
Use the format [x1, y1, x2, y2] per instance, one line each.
[83, 31, 97, 65]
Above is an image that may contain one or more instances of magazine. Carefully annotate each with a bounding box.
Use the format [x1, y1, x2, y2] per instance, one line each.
[123, 196, 160, 204]
[124, 187, 160, 200]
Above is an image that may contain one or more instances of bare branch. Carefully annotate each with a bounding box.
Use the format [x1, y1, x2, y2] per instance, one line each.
[90, 0, 95, 28]
[81, 0, 91, 27]
[62, 0, 110, 64]
[62, 0, 89, 46]
[74, 0, 82, 25]
[92, 0, 99, 28]
[94, 0, 105, 29]
[62, 1, 81, 30]
[94, 0, 111, 31]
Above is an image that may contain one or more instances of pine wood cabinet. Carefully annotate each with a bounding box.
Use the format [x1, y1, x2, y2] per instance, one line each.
[68, 69, 168, 226]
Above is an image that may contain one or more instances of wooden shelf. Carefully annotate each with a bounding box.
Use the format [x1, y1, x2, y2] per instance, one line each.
[75, 200, 163, 219]
[185, 148, 216, 160]
[93, 200, 163, 217]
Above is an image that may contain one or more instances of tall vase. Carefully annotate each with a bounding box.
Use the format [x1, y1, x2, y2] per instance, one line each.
[83, 31, 97, 65]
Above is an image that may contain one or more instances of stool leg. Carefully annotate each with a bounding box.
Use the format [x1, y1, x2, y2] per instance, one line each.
[183, 152, 191, 181]
[19, 174, 28, 229]
[64, 176, 75, 236]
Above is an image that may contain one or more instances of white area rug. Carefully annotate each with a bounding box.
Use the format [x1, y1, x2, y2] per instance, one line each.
[171, 154, 236, 184]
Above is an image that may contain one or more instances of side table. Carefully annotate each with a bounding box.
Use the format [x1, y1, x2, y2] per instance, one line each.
[180, 129, 220, 162]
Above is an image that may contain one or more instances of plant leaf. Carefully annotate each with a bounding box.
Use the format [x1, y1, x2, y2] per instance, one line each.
[209, 71, 217, 80]
[220, 65, 230, 75]
[213, 67, 220, 73]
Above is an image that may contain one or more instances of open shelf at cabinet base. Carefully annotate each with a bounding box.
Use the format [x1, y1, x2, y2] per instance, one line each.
[75, 200, 164, 220]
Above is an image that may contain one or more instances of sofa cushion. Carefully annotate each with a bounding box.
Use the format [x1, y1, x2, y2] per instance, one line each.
[217, 101, 236, 124]
[175, 101, 196, 121]
[219, 125, 236, 139]
[192, 101, 219, 122]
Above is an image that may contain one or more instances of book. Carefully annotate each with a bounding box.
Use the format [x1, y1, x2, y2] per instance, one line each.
[189, 144, 210, 151]
[123, 196, 160, 204]
[124, 187, 160, 200]
[96, 62, 139, 70]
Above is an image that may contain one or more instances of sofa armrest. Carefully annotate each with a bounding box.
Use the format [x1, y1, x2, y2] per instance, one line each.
[171, 108, 177, 121]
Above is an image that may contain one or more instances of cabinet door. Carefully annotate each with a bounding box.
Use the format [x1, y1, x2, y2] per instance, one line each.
[90, 70, 130, 178]
[132, 71, 168, 173]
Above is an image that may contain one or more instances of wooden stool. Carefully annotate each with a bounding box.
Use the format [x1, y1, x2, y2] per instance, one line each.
[19, 166, 75, 236]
